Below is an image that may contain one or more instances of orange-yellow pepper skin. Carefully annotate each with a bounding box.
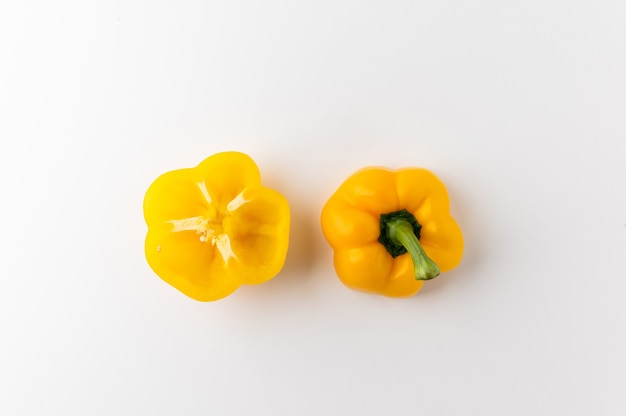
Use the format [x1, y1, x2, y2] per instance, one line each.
[143, 152, 290, 301]
[321, 167, 463, 298]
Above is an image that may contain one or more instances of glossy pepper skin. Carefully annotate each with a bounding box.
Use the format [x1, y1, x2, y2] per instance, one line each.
[143, 151, 290, 301]
[321, 167, 463, 298]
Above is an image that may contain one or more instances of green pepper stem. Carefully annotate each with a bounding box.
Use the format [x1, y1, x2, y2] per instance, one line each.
[387, 219, 440, 281]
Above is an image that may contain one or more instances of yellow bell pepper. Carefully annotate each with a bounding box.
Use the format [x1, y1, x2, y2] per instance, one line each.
[321, 166, 463, 298]
[143, 151, 290, 301]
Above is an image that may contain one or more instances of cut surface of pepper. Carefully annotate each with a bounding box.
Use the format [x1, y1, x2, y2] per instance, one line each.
[321, 167, 463, 298]
[143, 151, 290, 301]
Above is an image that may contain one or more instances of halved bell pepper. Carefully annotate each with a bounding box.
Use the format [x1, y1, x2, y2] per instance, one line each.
[321, 166, 463, 298]
[143, 151, 290, 301]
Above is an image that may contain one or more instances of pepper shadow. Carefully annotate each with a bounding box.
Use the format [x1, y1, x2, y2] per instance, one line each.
[279, 191, 321, 281]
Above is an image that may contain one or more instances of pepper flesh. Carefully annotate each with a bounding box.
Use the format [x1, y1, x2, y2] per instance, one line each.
[143, 151, 290, 301]
[321, 167, 463, 298]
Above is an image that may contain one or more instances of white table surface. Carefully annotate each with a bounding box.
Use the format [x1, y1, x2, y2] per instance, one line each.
[1, 1, 625, 415]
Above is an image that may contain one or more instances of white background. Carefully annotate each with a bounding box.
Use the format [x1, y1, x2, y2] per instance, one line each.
[1, 1, 625, 415]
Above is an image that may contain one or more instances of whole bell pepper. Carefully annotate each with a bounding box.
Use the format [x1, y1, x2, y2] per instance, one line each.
[321, 166, 463, 298]
[143, 151, 290, 301]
